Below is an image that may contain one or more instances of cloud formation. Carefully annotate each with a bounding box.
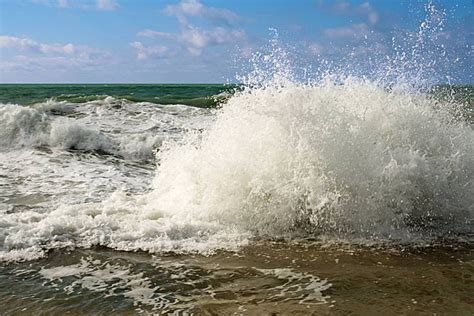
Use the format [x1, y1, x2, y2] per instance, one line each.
[137, 29, 174, 40]
[96, 0, 119, 11]
[322, 23, 370, 41]
[129, 42, 170, 60]
[164, 0, 241, 25]
[318, 0, 379, 25]
[0, 36, 76, 54]
[132, 0, 247, 59]
[3, 0, 470, 83]
[32, 0, 119, 11]
[0, 36, 111, 79]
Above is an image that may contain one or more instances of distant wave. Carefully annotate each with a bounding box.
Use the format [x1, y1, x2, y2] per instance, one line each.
[53, 93, 231, 108]
[0, 84, 236, 108]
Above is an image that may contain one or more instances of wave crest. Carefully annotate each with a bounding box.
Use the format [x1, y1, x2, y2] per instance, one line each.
[0, 102, 166, 160]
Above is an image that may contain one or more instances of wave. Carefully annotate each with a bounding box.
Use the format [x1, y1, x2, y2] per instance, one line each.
[0, 84, 235, 108]
[0, 103, 50, 149]
[2, 77, 472, 261]
[53, 94, 223, 108]
[1, 6, 473, 261]
[146, 79, 473, 241]
[0, 102, 164, 160]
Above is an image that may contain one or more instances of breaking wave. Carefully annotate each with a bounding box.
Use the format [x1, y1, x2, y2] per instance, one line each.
[2, 75, 472, 261]
[0, 97, 210, 160]
[1, 5, 473, 261]
[147, 78, 473, 242]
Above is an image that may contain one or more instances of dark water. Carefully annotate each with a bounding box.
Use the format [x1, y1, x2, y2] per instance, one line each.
[1, 84, 472, 113]
[0, 84, 235, 108]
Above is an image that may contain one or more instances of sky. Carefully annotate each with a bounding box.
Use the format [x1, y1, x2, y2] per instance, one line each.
[0, 0, 472, 83]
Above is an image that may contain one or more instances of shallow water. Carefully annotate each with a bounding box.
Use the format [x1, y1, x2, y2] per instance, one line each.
[1, 243, 472, 315]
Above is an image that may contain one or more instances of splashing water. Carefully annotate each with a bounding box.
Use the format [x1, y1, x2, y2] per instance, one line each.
[142, 17, 473, 245]
[146, 79, 473, 243]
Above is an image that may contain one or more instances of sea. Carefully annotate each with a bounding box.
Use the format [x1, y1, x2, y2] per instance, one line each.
[1, 25, 474, 315]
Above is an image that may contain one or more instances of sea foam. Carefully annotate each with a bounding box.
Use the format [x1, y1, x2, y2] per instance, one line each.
[0, 97, 210, 160]
[146, 78, 473, 241]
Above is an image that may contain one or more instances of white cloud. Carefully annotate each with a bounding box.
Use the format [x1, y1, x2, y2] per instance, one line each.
[181, 26, 245, 53]
[31, 0, 119, 11]
[135, 0, 246, 57]
[130, 42, 169, 60]
[322, 23, 370, 40]
[359, 2, 378, 25]
[137, 26, 246, 57]
[96, 0, 119, 11]
[319, 1, 379, 25]
[165, 0, 203, 16]
[0, 35, 111, 74]
[137, 29, 174, 40]
[58, 0, 69, 8]
[164, 0, 240, 25]
[0, 36, 77, 54]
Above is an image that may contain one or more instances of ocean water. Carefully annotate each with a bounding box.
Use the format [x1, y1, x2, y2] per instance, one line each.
[1, 12, 474, 315]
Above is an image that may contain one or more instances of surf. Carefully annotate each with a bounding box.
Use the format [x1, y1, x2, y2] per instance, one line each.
[1, 5, 472, 262]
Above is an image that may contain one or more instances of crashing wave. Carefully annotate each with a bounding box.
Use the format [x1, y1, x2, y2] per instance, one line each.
[2, 77, 472, 262]
[1, 4, 472, 261]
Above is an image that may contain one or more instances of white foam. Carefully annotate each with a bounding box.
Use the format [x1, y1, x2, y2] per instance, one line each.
[144, 79, 473, 242]
[34, 256, 331, 311]
[49, 121, 117, 152]
[1, 191, 249, 260]
[0, 103, 49, 148]
[257, 268, 331, 304]
[0, 99, 212, 160]
[39, 257, 160, 308]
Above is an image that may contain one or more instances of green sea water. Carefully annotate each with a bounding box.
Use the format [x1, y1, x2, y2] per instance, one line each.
[1, 83, 472, 111]
[0, 84, 235, 108]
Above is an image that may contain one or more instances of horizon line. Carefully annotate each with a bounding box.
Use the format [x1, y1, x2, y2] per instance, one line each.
[0, 82, 472, 86]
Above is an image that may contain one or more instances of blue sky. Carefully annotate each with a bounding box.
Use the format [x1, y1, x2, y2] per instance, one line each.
[0, 0, 472, 83]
